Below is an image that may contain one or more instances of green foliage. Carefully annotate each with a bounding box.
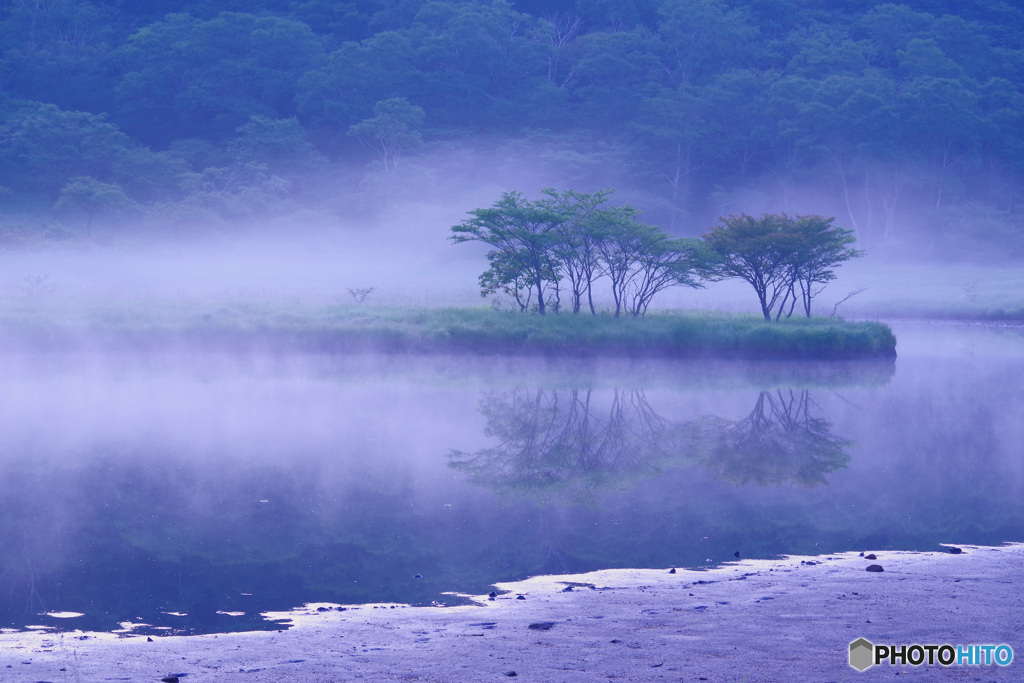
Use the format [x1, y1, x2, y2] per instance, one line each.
[297, 31, 420, 129]
[451, 190, 563, 314]
[0, 0, 119, 112]
[478, 248, 554, 313]
[453, 188, 709, 316]
[0, 0, 1020, 252]
[703, 213, 795, 320]
[53, 176, 138, 235]
[228, 115, 321, 172]
[571, 29, 662, 126]
[347, 97, 425, 175]
[544, 188, 614, 314]
[703, 213, 862, 320]
[0, 101, 134, 198]
[167, 161, 292, 223]
[410, 0, 552, 127]
[784, 215, 862, 317]
[594, 210, 703, 317]
[113, 12, 324, 143]
[657, 0, 760, 85]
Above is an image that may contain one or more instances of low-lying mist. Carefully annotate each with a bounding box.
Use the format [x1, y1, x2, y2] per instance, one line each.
[0, 323, 1020, 634]
[2, 137, 1021, 322]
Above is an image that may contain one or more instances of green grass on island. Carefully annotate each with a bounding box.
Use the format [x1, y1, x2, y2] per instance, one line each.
[0, 302, 897, 359]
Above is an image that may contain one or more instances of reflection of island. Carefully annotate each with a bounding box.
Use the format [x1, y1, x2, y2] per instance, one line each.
[448, 389, 684, 502]
[693, 390, 851, 487]
[449, 388, 851, 499]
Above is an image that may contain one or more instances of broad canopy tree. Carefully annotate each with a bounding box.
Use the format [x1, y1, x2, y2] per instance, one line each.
[785, 214, 862, 317]
[53, 176, 138, 236]
[347, 97, 425, 177]
[451, 188, 708, 316]
[595, 212, 706, 317]
[702, 213, 861, 320]
[702, 213, 794, 321]
[544, 188, 613, 315]
[450, 191, 563, 315]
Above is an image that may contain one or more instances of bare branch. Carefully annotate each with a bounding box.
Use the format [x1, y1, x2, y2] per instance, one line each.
[829, 287, 867, 319]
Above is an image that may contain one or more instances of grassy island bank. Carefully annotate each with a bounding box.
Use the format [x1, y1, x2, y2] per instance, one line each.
[315, 308, 897, 359]
[0, 304, 896, 359]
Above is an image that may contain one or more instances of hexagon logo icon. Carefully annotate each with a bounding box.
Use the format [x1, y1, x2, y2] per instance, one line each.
[849, 638, 875, 671]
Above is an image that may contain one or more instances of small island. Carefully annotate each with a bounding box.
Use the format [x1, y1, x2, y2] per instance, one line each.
[0, 300, 894, 360]
[0, 191, 896, 359]
[262, 306, 896, 359]
[444, 189, 894, 359]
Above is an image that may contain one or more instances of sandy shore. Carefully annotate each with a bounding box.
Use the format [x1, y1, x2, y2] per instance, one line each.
[1, 544, 1021, 682]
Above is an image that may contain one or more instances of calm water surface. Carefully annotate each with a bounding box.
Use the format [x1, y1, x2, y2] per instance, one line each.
[0, 322, 1021, 634]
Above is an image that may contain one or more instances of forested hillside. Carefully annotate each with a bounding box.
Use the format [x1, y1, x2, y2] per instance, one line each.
[1, 0, 1022, 258]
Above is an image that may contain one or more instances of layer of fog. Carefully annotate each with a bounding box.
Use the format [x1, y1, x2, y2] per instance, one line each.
[0, 323, 1020, 632]
[3, 136, 1020, 317]
[0, 136, 1020, 632]
[0, 324, 1018, 537]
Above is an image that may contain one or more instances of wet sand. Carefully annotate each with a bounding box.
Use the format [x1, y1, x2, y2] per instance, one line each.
[1, 544, 1021, 682]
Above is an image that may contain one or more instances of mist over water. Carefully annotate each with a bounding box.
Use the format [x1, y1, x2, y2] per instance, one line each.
[0, 222, 487, 309]
[0, 322, 1020, 635]
[0, 0, 1022, 650]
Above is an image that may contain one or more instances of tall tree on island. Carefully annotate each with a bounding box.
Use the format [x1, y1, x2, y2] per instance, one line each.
[450, 191, 563, 315]
[702, 213, 861, 320]
[453, 188, 712, 316]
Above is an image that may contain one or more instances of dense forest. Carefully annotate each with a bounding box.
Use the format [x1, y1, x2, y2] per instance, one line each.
[1, 0, 1022, 259]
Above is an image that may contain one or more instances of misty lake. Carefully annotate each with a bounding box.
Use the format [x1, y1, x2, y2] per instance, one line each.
[0, 321, 1021, 636]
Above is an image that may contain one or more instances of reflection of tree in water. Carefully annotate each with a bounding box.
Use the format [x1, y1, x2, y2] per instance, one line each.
[451, 388, 852, 499]
[0, 466, 68, 626]
[694, 390, 851, 487]
[448, 389, 685, 502]
[0, 559, 52, 623]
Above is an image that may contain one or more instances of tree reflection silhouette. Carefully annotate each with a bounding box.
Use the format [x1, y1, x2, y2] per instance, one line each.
[693, 390, 851, 487]
[449, 389, 685, 502]
[450, 388, 851, 500]
[0, 561, 51, 621]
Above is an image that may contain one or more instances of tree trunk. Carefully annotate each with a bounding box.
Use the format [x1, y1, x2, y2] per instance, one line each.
[835, 157, 861, 237]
